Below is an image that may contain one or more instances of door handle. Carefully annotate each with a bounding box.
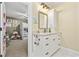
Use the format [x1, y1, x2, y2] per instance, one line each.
[45, 52, 49, 55]
[53, 38, 55, 41]
[45, 43, 49, 46]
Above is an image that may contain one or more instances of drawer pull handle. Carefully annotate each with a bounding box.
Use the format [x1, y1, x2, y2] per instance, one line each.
[38, 39, 40, 41]
[45, 38, 48, 40]
[53, 38, 55, 41]
[34, 42, 37, 44]
[45, 43, 49, 46]
[34, 42, 39, 45]
[45, 52, 49, 55]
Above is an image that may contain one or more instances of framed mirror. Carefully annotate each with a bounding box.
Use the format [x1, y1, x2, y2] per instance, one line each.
[38, 11, 48, 29]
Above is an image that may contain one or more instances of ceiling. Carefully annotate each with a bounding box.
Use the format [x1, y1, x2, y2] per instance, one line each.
[5, 2, 28, 20]
[5, 2, 63, 20]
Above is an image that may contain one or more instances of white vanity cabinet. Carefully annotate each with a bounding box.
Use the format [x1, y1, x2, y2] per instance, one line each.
[33, 33, 61, 57]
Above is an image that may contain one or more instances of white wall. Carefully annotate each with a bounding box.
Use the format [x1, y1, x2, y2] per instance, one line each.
[55, 3, 79, 51]
[32, 3, 56, 33]
[32, 3, 38, 33]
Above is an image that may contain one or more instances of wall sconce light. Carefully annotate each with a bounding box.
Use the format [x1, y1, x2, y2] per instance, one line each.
[41, 3, 50, 10]
[41, 3, 44, 6]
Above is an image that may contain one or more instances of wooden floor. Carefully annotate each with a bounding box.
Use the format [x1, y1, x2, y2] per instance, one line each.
[6, 40, 28, 57]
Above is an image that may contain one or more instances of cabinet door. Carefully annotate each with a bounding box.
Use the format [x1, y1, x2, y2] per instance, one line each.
[49, 35, 61, 55]
[33, 35, 43, 56]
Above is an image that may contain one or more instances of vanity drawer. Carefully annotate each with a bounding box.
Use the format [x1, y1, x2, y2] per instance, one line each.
[40, 36, 50, 44]
[41, 48, 51, 57]
[41, 46, 57, 57]
[42, 42, 51, 51]
[50, 35, 61, 45]
[42, 51, 51, 57]
[41, 42, 56, 55]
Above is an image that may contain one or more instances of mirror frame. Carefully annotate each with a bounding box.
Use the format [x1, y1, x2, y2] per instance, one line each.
[38, 11, 48, 29]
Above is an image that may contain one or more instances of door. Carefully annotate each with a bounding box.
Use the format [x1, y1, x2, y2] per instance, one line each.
[28, 3, 33, 57]
[0, 2, 7, 57]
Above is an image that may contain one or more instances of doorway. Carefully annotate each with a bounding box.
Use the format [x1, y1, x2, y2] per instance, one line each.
[5, 2, 28, 57]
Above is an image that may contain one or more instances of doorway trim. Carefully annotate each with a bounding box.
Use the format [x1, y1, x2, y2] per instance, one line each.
[28, 3, 33, 57]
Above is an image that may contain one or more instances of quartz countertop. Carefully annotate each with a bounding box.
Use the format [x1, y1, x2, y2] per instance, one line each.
[33, 32, 59, 36]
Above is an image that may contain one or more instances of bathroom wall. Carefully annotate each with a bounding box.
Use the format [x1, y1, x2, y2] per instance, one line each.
[32, 3, 38, 33]
[55, 3, 79, 51]
[32, 3, 56, 33]
[76, 3, 79, 51]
